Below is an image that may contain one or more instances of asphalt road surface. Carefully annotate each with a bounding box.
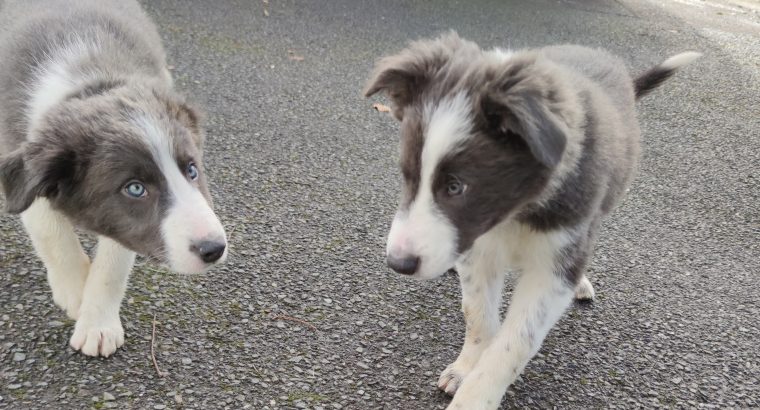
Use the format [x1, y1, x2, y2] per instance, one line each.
[1, 0, 758, 409]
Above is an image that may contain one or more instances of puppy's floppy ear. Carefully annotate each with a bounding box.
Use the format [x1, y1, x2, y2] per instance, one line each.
[0, 149, 35, 214]
[363, 31, 474, 120]
[478, 55, 571, 168]
[176, 102, 201, 135]
[168, 98, 204, 146]
[0, 142, 81, 214]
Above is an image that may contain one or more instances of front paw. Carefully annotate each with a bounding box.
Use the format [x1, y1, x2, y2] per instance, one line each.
[69, 314, 124, 357]
[447, 396, 491, 410]
[438, 359, 477, 396]
[446, 377, 499, 410]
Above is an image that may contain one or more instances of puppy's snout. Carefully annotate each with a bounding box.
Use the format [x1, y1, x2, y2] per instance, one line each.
[387, 254, 420, 275]
[192, 240, 226, 264]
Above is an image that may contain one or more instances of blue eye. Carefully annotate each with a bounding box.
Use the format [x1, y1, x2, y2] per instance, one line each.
[187, 163, 199, 180]
[125, 182, 147, 198]
[446, 177, 466, 196]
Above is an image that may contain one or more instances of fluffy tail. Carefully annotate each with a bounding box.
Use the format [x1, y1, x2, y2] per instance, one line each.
[634, 51, 702, 99]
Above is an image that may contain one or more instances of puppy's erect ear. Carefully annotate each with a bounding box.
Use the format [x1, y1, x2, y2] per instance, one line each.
[0, 142, 81, 214]
[363, 31, 475, 120]
[478, 55, 573, 168]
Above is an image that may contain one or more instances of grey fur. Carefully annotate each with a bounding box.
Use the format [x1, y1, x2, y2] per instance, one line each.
[365, 32, 698, 283]
[0, 0, 210, 261]
[366, 33, 698, 405]
[0, 0, 169, 152]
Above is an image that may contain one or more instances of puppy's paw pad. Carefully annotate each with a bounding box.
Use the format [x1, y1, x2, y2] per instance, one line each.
[69, 318, 124, 357]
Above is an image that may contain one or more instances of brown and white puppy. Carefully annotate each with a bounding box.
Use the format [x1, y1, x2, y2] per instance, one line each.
[365, 32, 699, 409]
[0, 0, 227, 357]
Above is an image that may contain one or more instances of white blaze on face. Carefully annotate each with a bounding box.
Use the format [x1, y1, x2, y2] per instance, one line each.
[386, 93, 474, 279]
[134, 116, 227, 274]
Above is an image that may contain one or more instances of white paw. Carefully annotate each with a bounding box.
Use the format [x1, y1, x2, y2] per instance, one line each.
[574, 275, 595, 301]
[446, 376, 499, 410]
[48, 255, 90, 320]
[69, 314, 124, 357]
[438, 359, 476, 396]
[447, 397, 492, 410]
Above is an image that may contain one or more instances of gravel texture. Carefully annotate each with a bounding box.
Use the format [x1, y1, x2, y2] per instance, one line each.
[1, 0, 758, 409]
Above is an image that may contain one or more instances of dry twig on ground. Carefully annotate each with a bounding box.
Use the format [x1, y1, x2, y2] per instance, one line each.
[151, 314, 167, 377]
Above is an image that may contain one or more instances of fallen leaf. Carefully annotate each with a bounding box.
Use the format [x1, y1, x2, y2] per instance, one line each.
[372, 103, 391, 113]
[263, 0, 269, 17]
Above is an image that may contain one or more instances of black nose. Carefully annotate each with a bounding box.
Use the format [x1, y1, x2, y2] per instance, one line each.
[192, 241, 226, 264]
[387, 254, 420, 275]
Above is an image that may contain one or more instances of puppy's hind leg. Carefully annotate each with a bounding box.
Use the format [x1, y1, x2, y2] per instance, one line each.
[574, 275, 595, 301]
[574, 218, 602, 302]
[70, 236, 135, 357]
[21, 198, 90, 320]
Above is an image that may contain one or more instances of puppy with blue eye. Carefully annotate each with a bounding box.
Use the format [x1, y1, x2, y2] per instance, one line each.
[0, 0, 227, 357]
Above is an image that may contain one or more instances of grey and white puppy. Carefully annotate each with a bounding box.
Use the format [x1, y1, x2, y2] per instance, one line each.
[0, 0, 227, 357]
[365, 32, 699, 409]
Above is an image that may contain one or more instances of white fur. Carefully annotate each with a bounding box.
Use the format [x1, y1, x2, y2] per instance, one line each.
[574, 275, 596, 300]
[69, 236, 134, 357]
[442, 221, 577, 409]
[21, 199, 136, 357]
[386, 93, 473, 278]
[21, 198, 90, 320]
[421, 92, 474, 181]
[484, 47, 514, 63]
[26, 37, 97, 134]
[439, 236, 508, 395]
[660, 51, 703, 71]
[133, 116, 227, 274]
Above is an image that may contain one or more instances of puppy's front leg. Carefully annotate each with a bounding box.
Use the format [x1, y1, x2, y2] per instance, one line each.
[21, 198, 90, 320]
[438, 253, 505, 396]
[70, 236, 135, 357]
[447, 263, 574, 410]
